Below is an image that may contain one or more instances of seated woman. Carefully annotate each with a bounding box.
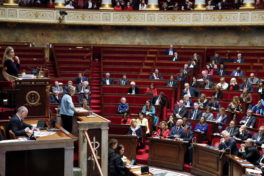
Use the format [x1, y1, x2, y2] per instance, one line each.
[136, 112, 150, 134]
[81, 99, 92, 110]
[141, 100, 159, 129]
[228, 77, 239, 91]
[197, 93, 209, 109]
[117, 97, 129, 123]
[240, 88, 252, 109]
[167, 115, 175, 129]
[153, 121, 170, 138]
[203, 107, 214, 121]
[110, 145, 126, 176]
[145, 83, 158, 96]
[2, 46, 20, 77]
[227, 96, 242, 118]
[128, 119, 143, 142]
[203, 64, 214, 75]
[190, 77, 199, 88]
[194, 116, 208, 134]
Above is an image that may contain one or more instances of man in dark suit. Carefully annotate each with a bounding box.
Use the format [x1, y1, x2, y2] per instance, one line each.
[169, 119, 184, 138]
[75, 72, 88, 85]
[180, 64, 190, 76]
[219, 131, 239, 155]
[200, 70, 211, 81]
[253, 126, 264, 146]
[50, 90, 62, 104]
[207, 97, 220, 110]
[234, 53, 245, 63]
[239, 109, 256, 128]
[240, 77, 253, 92]
[204, 79, 214, 89]
[174, 100, 187, 119]
[128, 81, 139, 94]
[225, 120, 239, 137]
[210, 53, 222, 64]
[231, 67, 244, 77]
[171, 51, 180, 61]
[216, 64, 227, 76]
[166, 75, 177, 88]
[182, 83, 200, 98]
[150, 69, 163, 80]
[118, 74, 129, 86]
[101, 72, 114, 85]
[235, 125, 252, 141]
[239, 138, 260, 165]
[188, 103, 202, 120]
[165, 44, 176, 55]
[9, 106, 38, 136]
[176, 72, 186, 82]
[152, 92, 167, 107]
[180, 125, 194, 164]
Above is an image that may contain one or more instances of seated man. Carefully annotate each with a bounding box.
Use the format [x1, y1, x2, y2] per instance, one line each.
[128, 81, 140, 94]
[207, 97, 220, 110]
[52, 81, 63, 94]
[78, 81, 91, 94]
[204, 78, 214, 89]
[152, 92, 167, 107]
[235, 125, 251, 141]
[234, 53, 244, 63]
[174, 100, 187, 119]
[231, 67, 244, 77]
[180, 64, 190, 76]
[150, 68, 163, 80]
[79, 89, 91, 106]
[64, 80, 75, 94]
[182, 83, 200, 98]
[240, 77, 253, 92]
[218, 131, 238, 155]
[176, 72, 186, 82]
[239, 109, 256, 128]
[253, 126, 264, 146]
[171, 51, 180, 61]
[239, 138, 260, 165]
[210, 53, 222, 64]
[101, 72, 114, 85]
[165, 44, 176, 55]
[216, 63, 227, 76]
[247, 73, 259, 85]
[225, 120, 239, 137]
[188, 103, 202, 120]
[169, 119, 184, 138]
[75, 72, 88, 85]
[118, 74, 129, 86]
[252, 100, 264, 115]
[166, 75, 177, 88]
[215, 108, 228, 124]
[9, 106, 38, 136]
[50, 90, 61, 104]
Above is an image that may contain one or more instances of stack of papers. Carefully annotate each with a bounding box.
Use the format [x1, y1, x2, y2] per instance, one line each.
[34, 131, 55, 137]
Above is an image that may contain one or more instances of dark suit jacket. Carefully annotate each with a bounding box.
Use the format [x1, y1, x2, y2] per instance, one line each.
[182, 87, 200, 97]
[151, 96, 167, 107]
[75, 76, 88, 85]
[9, 114, 32, 136]
[128, 126, 143, 141]
[211, 57, 222, 63]
[50, 95, 62, 104]
[236, 131, 251, 141]
[150, 73, 163, 80]
[240, 83, 253, 92]
[165, 49, 176, 55]
[4, 59, 20, 77]
[180, 68, 190, 75]
[180, 131, 193, 142]
[128, 87, 140, 94]
[204, 81, 214, 89]
[234, 58, 245, 63]
[118, 79, 129, 86]
[169, 126, 183, 137]
[218, 138, 238, 155]
[188, 109, 202, 120]
[216, 69, 227, 76]
[166, 80, 177, 88]
[171, 56, 180, 61]
[174, 106, 187, 118]
[212, 91, 223, 99]
[231, 70, 244, 77]
[252, 133, 264, 146]
[207, 101, 220, 110]
[240, 146, 260, 165]
[101, 78, 114, 85]
[240, 116, 256, 128]
[225, 127, 239, 137]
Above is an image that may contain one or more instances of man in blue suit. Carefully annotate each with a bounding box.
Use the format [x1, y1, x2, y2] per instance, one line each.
[231, 67, 244, 77]
[169, 119, 184, 138]
[165, 44, 176, 55]
[219, 131, 239, 155]
[182, 83, 200, 98]
[188, 103, 202, 120]
[9, 106, 37, 136]
[233, 53, 244, 63]
[253, 126, 264, 146]
[239, 109, 256, 128]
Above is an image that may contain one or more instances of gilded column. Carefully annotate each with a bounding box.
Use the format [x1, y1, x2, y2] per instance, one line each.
[194, 0, 206, 10]
[3, 0, 18, 6]
[146, 0, 160, 10]
[240, 0, 255, 9]
[100, 0, 113, 9]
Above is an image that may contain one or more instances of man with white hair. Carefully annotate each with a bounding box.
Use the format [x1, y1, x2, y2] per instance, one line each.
[78, 81, 90, 94]
[248, 73, 260, 85]
[174, 99, 187, 119]
[234, 53, 244, 63]
[188, 102, 202, 120]
[128, 81, 139, 94]
[101, 72, 114, 85]
[52, 81, 63, 94]
[182, 83, 200, 98]
[169, 119, 184, 138]
[9, 106, 38, 136]
[218, 131, 238, 155]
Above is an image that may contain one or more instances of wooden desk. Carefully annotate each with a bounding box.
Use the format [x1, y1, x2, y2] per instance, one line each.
[192, 143, 226, 176]
[0, 128, 76, 176]
[77, 113, 110, 176]
[226, 155, 255, 176]
[128, 167, 153, 176]
[148, 137, 188, 171]
[109, 134, 137, 160]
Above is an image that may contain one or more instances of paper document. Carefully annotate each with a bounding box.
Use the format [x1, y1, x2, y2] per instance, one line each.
[34, 131, 56, 137]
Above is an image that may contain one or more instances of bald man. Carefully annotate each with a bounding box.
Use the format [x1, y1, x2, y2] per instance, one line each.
[239, 138, 260, 165]
[169, 119, 184, 138]
[9, 106, 36, 136]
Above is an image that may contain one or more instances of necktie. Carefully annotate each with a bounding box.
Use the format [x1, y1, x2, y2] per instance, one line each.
[192, 110, 197, 120]
[230, 128, 233, 135]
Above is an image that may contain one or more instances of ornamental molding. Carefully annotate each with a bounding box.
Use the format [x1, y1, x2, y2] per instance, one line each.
[0, 7, 264, 26]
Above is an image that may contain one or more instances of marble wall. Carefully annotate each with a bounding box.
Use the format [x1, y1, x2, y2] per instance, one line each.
[0, 24, 264, 47]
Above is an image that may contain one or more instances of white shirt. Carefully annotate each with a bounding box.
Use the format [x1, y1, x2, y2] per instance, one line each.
[106, 79, 110, 85]
[139, 4, 146, 10]
[168, 50, 174, 55]
[87, 1, 93, 8]
[65, 4, 74, 9]
[155, 96, 161, 105]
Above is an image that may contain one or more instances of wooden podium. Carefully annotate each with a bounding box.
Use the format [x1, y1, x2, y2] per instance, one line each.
[15, 78, 50, 119]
